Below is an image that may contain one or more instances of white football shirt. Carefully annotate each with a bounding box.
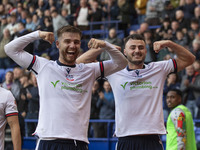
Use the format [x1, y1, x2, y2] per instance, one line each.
[107, 59, 176, 137]
[32, 57, 101, 143]
[0, 87, 18, 150]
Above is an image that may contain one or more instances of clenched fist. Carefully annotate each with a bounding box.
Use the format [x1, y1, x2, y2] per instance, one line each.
[39, 31, 55, 44]
[88, 38, 106, 49]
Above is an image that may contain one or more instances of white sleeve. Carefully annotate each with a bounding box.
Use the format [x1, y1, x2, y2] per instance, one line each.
[4, 31, 40, 69]
[102, 41, 127, 77]
[5, 90, 18, 117]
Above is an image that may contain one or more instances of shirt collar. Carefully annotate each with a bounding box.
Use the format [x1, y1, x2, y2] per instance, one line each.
[56, 60, 76, 68]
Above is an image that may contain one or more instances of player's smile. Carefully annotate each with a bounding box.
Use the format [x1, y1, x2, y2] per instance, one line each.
[133, 53, 142, 58]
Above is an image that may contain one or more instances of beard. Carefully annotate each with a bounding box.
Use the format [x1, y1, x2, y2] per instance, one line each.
[60, 49, 79, 64]
[126, 55, 145, 65]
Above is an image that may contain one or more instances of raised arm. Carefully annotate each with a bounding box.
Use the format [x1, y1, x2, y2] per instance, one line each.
[4, 31, 54, 68]
[76, 38, 127, 76]
[76, 48, 104, 64]
[7, 115, 21, 150]
[76, 39, 121, 64]
[153, 40, 196, 72]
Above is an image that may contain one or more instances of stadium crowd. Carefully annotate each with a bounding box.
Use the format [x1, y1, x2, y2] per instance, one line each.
[0, 0, 199, 149]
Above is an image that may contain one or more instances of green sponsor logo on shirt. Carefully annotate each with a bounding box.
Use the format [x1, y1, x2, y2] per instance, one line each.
[121, 81, 158, 90]
[51, 80, 87, 93]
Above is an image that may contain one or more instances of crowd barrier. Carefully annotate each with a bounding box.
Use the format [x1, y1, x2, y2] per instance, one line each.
[21, 119, 200, 150]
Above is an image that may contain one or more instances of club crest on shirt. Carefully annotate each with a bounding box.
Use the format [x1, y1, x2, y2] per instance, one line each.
[66, 74, 74, 81]
[134, 70, 142, 78]
[66, 68, 71, 74]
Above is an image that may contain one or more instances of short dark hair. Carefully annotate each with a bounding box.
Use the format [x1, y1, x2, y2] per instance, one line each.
[191, 18, 199, 24]
[124, 34, 145, 46]
[57, 25, 82, 39]
[168, 89, 182, 97]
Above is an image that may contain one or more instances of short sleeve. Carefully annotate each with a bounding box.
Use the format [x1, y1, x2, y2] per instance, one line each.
[5, 91, 18, 117]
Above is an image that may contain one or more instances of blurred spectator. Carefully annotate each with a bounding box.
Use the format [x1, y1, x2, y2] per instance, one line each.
[49, 5, 57, 13]
[189, 18, 200, 37]
[193, 61, 200, 121]
[143, 29, 157, 63]
[162, 1, 176, 19]
[0, 28, 13, 69]
[194, 6, 200, 25]
[35, 8, 45, 30]
[40, 16, 53, 32]
[61, 0, 74, 16]
[37, 0, 49, 12]
[134, 0, 147, 25]
[5, 2, 17, 15]
[16, 2, 23, 23]
[163, 72, 180, 120]
[89, 80, 101, 138]
[32, 14, 40, 30]
[189, 39, 200, 60]
[18, 9, 28, 24]
[74, 0, 91, 31]
[1, 71, 14, 90]
[180, 65, 198, 118]
[170, 20, 180, 40]
[36, 16, 53, 54]
[145, 0, 164, 25]
[61, 8, 73, 25]
[48, 0, 59, 10]
[28, 4, 36, 16]
[118, 0, 137, 36]
[18, 74, 30, 118]
[102, 0, 119, 22]
[97, 80, 115, 137]
[44, 9, 51, 18]
[178, 0, 197, 19]
[189, 61, 200, 121]
[193, 60, 200, 72]
[22, 0, 33, 10]
[136, 22, 149, 35]
[155, 17, 172, 41]
[51, 9, 69, 35]
[0, 4, 5, 18]
[174, 9, 190, 33]
[11, 67, 24, 102]
[26, 72, 39, 136]
[88, 0, 103, 30]
[174, 30, 188, 48]
[5, 14, 19, 36]
[100, 28, 123, 61]
[25, 14, 36, 32]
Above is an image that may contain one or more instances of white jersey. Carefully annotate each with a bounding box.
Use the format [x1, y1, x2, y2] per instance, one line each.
[32, 57, 102, 143]
[107, 59, 176, 137]
[4, 30, 127, 143]
[0, 87, 18, 150]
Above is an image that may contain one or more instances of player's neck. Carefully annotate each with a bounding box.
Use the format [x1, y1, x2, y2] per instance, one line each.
[128, 63, 144, 70]
[57, 59, 76, 67]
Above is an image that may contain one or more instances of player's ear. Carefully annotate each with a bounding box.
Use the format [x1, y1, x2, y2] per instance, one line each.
[56, 40, 59, 49]
[124, 48, 127, 57]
